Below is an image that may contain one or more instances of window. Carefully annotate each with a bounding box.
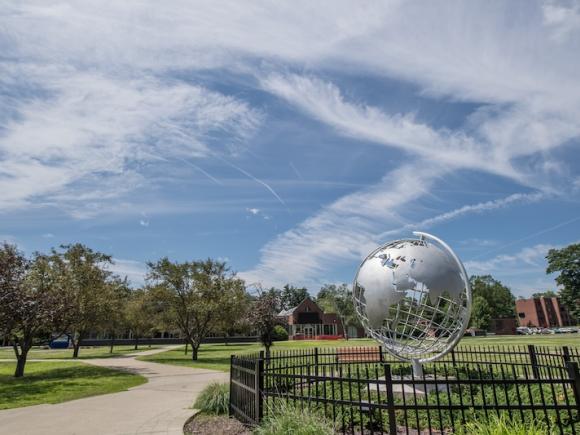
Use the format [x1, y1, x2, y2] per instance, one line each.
[518, 312, 526, 318]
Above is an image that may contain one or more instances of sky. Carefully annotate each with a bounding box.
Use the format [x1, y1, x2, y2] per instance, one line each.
[1, 1, 579, 297]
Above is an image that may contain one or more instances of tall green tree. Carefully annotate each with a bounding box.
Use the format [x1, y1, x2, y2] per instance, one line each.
[101, 277, 131, 353]
[0, 245, 68, 377]
[469, 296, 492, 330]
[280, 285, 309, 311]
[317, 283, 359, 339]
[54, 244, 117, 358]
[147, 258, 246, 360]
[125, 288, 157, 350]
[216, 289, 251, 345]
[469, 275, 515, 319]
[546, 243, 580, 320]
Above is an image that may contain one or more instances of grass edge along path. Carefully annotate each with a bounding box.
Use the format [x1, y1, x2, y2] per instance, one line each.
[0, 344, 163, 360]
[0, 361, 147, 410]
[138, 335, 580, 372]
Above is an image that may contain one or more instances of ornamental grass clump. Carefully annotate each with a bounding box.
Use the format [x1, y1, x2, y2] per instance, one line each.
[457, 414, 553, 435]
[254, 402, 334, 435]
[193, 382, 229, 415]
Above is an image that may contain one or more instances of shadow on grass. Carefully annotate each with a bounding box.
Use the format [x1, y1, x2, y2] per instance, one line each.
[0, 362, 147, 409]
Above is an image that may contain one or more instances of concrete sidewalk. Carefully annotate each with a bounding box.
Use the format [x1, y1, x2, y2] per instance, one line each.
[0, 347, 228, 434]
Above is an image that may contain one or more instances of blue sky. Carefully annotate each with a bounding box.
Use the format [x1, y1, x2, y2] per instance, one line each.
[1, 1, 579, 297]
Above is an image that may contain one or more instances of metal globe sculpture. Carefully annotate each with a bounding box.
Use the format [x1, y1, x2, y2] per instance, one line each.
[353, 232, 471, 365]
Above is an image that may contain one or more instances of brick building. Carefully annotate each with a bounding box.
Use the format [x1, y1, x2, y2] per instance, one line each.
[515, 296, 576, 328]
[278, 297, 365, 340]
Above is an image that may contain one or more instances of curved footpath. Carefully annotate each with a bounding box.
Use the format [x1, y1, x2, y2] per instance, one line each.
[0, 346, 228, 435]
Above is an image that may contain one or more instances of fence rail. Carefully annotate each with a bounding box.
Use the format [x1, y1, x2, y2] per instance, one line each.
[230, 345, 580, 434]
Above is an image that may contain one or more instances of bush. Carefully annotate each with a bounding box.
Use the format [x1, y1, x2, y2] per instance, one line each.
[457, 414, 553, 435]
[272, 325, 288, 341]
[255, 403, 334, 435]
[193, 382, 229, 415]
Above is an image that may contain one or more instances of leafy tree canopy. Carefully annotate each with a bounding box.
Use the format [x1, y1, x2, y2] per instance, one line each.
[546, 243, 580, 320]
[280, 284, 309, 311]
[469, 275, 515, 319]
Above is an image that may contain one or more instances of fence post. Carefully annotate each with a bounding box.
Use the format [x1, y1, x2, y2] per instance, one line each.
[528, 344, 540, 379]
[383, 364, 397, 435]
[314, 347, 319, 378]
[229, 354, 234, 417]
[256, 351, 264, 423]
[451, 349, 457, 367]
[566, 362, 580, 408]
[562, 346, 571, 364]
[379, 345, 384, 362]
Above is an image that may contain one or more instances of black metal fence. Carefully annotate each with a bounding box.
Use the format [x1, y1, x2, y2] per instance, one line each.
[230, 345, 580, 434]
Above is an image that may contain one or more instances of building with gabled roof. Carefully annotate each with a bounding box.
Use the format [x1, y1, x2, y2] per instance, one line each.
[277, 296, 365, 340]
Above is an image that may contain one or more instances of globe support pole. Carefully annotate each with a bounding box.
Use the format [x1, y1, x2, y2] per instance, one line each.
[412, 359, 424, 378]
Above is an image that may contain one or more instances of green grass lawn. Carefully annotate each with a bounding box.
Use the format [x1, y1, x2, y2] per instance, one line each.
[0, 344, 163, 360]
[0, 361, 147, 410]
[139, 334, 579, 372]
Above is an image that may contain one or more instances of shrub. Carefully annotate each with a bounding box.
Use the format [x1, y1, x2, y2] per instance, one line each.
[193, 382, 229, 415]
[457, 414, 553, 435]
[255, 403, 334, 435]
[271, 325, 288, 341]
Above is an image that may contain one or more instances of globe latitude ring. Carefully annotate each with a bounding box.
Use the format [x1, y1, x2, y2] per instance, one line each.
[353, 231, 472, 363]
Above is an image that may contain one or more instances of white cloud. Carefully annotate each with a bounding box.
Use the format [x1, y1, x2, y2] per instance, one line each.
[107, 258, 148, 287]
[246, 208, 260, 215]
[0, 68, 261, 216]
[464, 244, 562, 296]
[2, 1, 579, 288]
[378, 192, 545, 239]
[543, 2, 580, 41]
[241, 162, 442, 287]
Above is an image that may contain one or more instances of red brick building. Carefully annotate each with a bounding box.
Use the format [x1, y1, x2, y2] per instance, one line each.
[515, 296, 576, 328]
[278, 297, 365, 340]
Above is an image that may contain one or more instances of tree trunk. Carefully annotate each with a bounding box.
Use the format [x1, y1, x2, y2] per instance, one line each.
[14, 353, 28, 378]
[134, 337, 139, 350]
[191, 343, 199, 361]
[13, 339, 31, 378]
[72, 334, 83, 358]
[340, 316, 348, 340]
[265, 345, 271, 361]
[184, 342, 189, 355]
[109, 335, 115, 353]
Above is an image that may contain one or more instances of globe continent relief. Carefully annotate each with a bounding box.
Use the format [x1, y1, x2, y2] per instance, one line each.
[353, 234, 470, 362]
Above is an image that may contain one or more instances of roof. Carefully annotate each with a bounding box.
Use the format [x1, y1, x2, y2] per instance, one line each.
[277, 296, 320, 317]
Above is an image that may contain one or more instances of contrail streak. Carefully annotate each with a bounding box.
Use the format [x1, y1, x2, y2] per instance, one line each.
[177, 158, 223, 185]
[216, 156, 287, 208]
[289, 161, 303, 180]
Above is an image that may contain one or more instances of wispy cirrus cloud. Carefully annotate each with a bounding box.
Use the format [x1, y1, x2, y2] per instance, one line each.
[0, 68, 261, 216]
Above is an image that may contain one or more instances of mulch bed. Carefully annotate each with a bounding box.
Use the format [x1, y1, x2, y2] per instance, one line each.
[184, 413, 251, 435]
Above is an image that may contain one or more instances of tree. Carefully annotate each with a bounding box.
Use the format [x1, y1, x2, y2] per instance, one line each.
[546, 244, 580, 320]
[0, 245, 68, 377]
[317, 283, 359, 339]
[469, 275, 515, 319]
[248, 291, 283, 359]
[280, 285, 309, 311]
[147, 258, 246, 360]
[101, 277, 131, 353]
[125, 288, 157, 350]
[469, 296, 492, 330]
[54, 244, 116, 358]
[215, 290, 251, 345]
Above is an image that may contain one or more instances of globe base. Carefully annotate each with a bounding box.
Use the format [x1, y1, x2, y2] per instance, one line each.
[412, 359, 423, 378]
